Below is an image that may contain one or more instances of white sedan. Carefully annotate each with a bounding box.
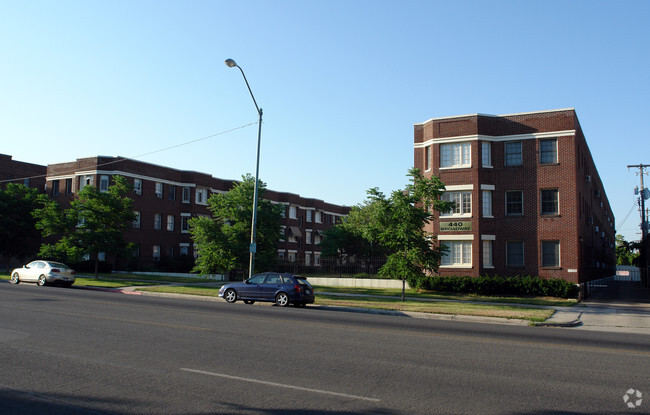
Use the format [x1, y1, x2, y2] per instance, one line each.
[10, 260, 76, 287]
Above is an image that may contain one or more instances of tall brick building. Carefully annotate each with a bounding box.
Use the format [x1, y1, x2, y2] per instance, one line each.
[0, 153, 46, 191]
[44, 156, 349, 271]
[414, 108, 615, 283]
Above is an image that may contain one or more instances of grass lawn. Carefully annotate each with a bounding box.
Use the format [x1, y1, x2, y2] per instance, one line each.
[313, 285, 577, 307]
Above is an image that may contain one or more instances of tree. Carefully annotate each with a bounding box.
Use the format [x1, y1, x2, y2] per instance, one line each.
[189, 174, 283, 277]
[0, 183, 43, 261]
[342, 168, 453, 299]
[33, 175, 136, 278]
[616, 234, 640, 266]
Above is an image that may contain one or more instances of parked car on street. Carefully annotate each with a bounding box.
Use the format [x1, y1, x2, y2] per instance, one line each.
[218, 272, 315, 307]
[10, 260, 76, 287]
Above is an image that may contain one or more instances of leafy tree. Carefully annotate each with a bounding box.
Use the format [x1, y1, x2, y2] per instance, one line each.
[615, 234, 640, 266]
[0, 183, 43, 261]
[33, 175, 136, 277]
[342, 168, 453, 299]
[189, 174, 283, 277]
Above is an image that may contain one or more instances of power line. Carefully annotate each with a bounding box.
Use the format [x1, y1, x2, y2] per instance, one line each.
[1, 121, 258, 184]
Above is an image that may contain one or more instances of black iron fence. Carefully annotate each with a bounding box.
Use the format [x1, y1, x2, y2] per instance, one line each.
[583, 266, 650, 302]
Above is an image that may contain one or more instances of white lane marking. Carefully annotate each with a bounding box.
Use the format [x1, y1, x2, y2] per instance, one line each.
[180, 368, 381, 402]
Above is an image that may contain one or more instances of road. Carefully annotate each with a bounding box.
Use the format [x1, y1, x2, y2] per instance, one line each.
[1, 282, 648, 415]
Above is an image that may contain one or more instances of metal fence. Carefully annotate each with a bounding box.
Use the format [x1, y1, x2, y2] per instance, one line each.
[583, 266, 650, 302]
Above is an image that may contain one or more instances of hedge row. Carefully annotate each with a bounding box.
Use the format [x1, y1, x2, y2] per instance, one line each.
[409, 274, 580, 299]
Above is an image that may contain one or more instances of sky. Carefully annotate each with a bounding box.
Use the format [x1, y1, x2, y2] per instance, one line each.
[1, 0, 649, 242]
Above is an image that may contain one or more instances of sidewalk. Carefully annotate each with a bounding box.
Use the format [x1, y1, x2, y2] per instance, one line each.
[78, 283, 650, 334]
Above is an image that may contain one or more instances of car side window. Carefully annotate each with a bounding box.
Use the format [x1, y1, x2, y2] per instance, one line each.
[248, 275, 266, 284]
[280, 275, 293, 284]
[265, 275, 282, 284]
[36, 262, 45, 269]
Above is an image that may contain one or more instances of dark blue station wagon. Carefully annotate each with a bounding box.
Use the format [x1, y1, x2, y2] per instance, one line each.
[218, 272, 315, 307]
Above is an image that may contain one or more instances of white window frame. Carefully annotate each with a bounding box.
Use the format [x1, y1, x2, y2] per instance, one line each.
[99, 175, 109, 192]
[482, 237, 494, 269]
[482, 190, 492, 218]
[289, 206, 297, 219]
[441, 191, 472, 217]
[153, 245, 161, 261]
[506, 241, 524, 267]
[540, 138, 558, 164]
[155, 182, 163, 198]
[134, 179, 142, 195]
[541, 240, 560, 267]
[154, 213, 162, 230]
[306, 210, 312, 222]
[181, 213, 191, 233]
[482, 141, 492, 167]
[196, 187, 208, 205]
[425, 145, 433, 171]
[440, 240, 472, 267]
[505, 141, 523, 166]
[315, 211, 322, 223]
[179, 243, 190, 256]
[540, 189, 559, 215]
[167, 215, 174, 231]
[133, 211, 141, 229]
[182, 186, 191, 203]
[306, 230, 312, 244]
[440, 142, 471, 169]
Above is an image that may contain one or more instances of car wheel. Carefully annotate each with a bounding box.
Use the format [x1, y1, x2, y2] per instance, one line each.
[275, 292, 290, 307]
[37, 275, 47, 286]
[224, 288, 237, 303]
[243, 300, 255, 305]
[10, 273, 20, 284]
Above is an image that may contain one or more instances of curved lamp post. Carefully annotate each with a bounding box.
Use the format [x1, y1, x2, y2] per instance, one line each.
[225, 58, 263, 281]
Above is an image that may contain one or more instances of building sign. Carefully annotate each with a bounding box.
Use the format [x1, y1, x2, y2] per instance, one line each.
[440, 221, 472, 232]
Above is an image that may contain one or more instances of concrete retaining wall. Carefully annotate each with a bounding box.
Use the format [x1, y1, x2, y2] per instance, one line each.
[306, 277, 410, 289]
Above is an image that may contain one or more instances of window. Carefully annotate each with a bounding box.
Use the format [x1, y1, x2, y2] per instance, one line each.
[154, 214, 162, 230]
[440, 241, 472, 266]
[441, 192, 471, 216]
[540, 189, 559, 215]
[52, 180, 60, 196]
[482, 142, 492, 167]
[182, 187, 191, 203]
[505, 141, 522, 166]
[65, 178, 73, 195]
[482, 190, 492, 217]
[306, 230, 312, 244]
[314, 253, 321, 266]
[440, 142, 471, 168]
[196, 187, 207, 204]
[155, 182, 163, 198]
[99, 175, 109, 192]
[314, 234, 321, 245]
[167, 215, 174, 231]
[315, 211, 322, 223]
[180, 244, 189, 256]
[134, 179, 142, 195]
[181, 214, 191, 233]
[540, 138, 557, 164]
[506, 241, 524, 267]
[98, 252, 106, 261]
[168, 185, 176, 201]
[289, 206, 297, 219]
[482, 240, 493, 268]
[425, 146, 432, 171]
[541, 241, 560, 267]
[305, 253, 311, 266]
[153, 245, 161, 261]
[506, 191, 523, 216]
[80, 175, 93, 190]
[133, 211, 141, 229]
[306, 210, 312, 222]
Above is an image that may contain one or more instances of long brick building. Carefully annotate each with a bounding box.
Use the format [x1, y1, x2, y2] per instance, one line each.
[414, 108, 615, 283]
[3, 155, 348, 272]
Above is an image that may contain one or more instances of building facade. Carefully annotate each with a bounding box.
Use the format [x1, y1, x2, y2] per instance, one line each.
[44, 156, 349, 271]
[0, 153, 46, 191]
[414, 108, 615, 284]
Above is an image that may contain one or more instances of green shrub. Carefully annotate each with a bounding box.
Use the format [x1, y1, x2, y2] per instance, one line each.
[419, 274, 578, 299]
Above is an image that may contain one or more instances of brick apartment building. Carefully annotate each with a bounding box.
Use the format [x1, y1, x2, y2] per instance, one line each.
[43, 156, 349, 271]
[414, 108, 615, 284]
[0, 153, 46, 191]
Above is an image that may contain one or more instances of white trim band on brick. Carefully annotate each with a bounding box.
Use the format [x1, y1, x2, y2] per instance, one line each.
[480, 184, 495, 190]
[438, 234, 474, 241]
[413, 130, 576, 148]
[481, 234, 496, 240]
[444, 184, 474, 191]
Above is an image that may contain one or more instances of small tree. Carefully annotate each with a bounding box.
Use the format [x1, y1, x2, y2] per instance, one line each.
[189, 174, 283, 278]
[616, 234, 640, 266]
[344, 168, 453, 299]
[0, 183, 43, 262]
[33, 175, 136, 278]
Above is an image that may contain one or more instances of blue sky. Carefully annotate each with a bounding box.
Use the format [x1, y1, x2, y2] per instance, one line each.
[1, 1, 649, 242]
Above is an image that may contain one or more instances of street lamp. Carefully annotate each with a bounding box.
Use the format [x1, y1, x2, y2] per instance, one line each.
[225, 58, 263, 281]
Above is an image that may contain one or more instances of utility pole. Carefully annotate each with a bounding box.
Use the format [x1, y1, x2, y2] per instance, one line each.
[628, 163, 650, 288]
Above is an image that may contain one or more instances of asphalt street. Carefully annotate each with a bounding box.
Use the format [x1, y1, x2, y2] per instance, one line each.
[1, 282, 648, 414]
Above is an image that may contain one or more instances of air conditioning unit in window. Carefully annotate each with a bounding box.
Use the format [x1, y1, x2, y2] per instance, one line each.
[586, 175, 592, 183]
